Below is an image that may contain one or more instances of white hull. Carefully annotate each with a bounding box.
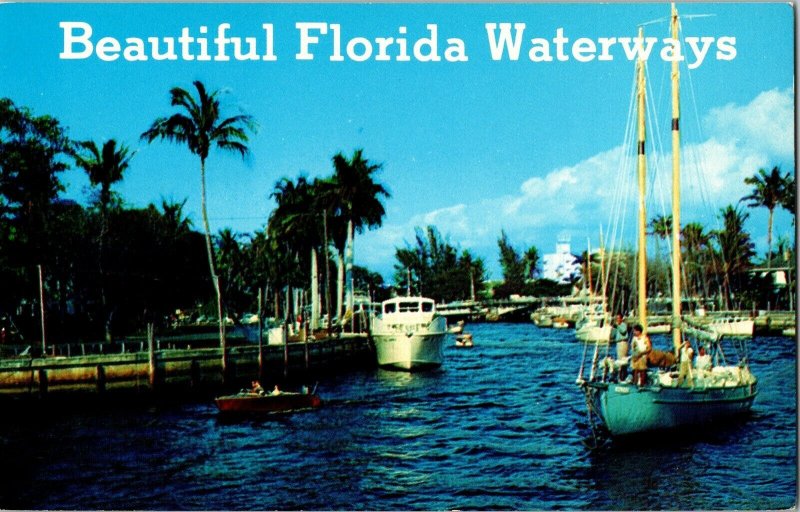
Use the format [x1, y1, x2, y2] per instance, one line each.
[576, 325, 611, 343]
[708, 318, 754, 337]
[371, 296, 447, 371]
[373, 330, 446, 370]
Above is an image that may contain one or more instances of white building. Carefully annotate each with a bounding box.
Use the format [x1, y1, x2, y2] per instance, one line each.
[541, 236, 582, 284]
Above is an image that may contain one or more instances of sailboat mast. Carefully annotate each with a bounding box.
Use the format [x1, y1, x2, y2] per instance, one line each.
[670, 3, 683, 353]
[636, 26, 648, 333]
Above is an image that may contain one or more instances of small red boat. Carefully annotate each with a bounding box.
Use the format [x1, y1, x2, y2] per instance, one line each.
[215, 389, 323, 414]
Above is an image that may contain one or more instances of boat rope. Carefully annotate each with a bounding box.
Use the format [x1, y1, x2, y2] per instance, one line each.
[581, 385, 609, 450]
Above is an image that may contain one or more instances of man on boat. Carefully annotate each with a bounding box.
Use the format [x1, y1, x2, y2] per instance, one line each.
[677, 338, 694, 387]
[611, 314, 629, 381]
[631, 324, 651, 387]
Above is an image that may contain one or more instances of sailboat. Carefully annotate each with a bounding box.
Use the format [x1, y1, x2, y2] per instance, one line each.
[575, 238, 612, 343]
[576, 4, 758, 439]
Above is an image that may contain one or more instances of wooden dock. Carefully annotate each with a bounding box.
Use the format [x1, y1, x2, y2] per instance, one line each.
[0, 334, 373, 399]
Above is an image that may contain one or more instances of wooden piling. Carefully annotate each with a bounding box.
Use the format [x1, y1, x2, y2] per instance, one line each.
[283, 324, 289, 378]
[258, 288, 264, 381]
[148, 323, 157, 389]
[38, 368, 48, 396]
[190, 359, 201, 389]
[96, 365, 106, 393]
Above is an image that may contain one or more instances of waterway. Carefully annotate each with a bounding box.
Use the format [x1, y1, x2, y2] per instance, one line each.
[0, 323, 795, 510]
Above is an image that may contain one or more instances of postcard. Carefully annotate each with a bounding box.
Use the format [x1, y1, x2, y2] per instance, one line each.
[0, 2, 795, 511]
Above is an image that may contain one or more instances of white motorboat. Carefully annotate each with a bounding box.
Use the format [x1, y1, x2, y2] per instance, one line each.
[371, 296, 447, 370]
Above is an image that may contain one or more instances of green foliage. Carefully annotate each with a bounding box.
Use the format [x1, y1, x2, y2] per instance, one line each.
[393, 225, 485, 303]
[495, 230, 531, 298]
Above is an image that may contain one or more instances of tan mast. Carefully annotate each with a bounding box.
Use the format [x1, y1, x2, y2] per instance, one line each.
[636, 26, 648, 334]
[670, 3, 683, 353]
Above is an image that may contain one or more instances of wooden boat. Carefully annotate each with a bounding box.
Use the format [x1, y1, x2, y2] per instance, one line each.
[215, 389, 322, 414]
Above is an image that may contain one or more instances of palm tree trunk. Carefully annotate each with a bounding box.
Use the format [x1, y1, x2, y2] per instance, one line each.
[336, 252, 344, 322]
[767, 207, 774, 270]
[323, 212, 332, 331]
[311, 248, 319, 332]
[345, 219, 354, 317]
[199, 158, 227, 378]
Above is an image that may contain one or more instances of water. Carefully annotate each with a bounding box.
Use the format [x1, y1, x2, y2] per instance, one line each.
[0, 324, 795, 510]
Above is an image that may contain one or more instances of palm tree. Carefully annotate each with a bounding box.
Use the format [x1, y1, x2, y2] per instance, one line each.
[524, 246, 539, 281]
[781, 172, 796, 220]
[681, 222, 712, 300]
[648, 214, 672, 296]
[159, 198, 193, 238]
[714, 205, 755, 309]
[268, 176, 324, 330]
[73, 139, 134, 341]
[330, 149, 390, 315]
[74, 139, 134, 216]
[141, 81, 256, 375]
[742, 166, 791, 269]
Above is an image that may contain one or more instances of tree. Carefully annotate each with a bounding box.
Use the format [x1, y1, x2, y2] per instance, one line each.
[330, 149, 390, 315]
[0, 98, 73, 346]
[648, 214, 673, 295]
[141, 81, 256, 375]
[73, 139, 134, 340]
[681, 222, 712, 299]
[74, 139, 134, 216]
[393, 225, 485, 303]
[268, 176, 324, 327]
[496, 230, 527, 298]
[781, 172, 796, 221]
[742, 166, 791, 269]
[714, 205, 755, 309]
[524, 246, 540, 281]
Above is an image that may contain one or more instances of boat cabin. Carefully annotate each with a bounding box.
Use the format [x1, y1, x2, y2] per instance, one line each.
[379, 297, 437, 318]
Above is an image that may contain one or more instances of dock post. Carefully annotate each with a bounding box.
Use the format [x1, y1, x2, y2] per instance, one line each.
[258, 288, 264, 381]
[148, 323, 157, 390]
[37, 368, 48, 396]
[304, 336, 309, 370]
[283, 323, 289, 378]
[38, 264, 46, 356]
[190, 359, 201, 389]
[96, 365, 106, 393]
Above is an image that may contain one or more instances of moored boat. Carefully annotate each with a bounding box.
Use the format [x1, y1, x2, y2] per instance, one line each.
[371, 296, 447, 370]
[708, 316, 755, 337]
[454, 333, 474, 348]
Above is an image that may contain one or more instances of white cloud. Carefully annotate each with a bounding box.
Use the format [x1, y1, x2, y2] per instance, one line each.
[704, 88, 794, 160]
[360, 88, 794, 280]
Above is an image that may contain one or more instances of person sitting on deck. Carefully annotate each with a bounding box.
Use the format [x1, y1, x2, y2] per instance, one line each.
[271, 385, 281, 395]
[694, 346, 713, 385]
[251, 380, 265, 395]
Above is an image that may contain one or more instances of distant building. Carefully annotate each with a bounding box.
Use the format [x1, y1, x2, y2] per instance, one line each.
[541, 236, 581, 284]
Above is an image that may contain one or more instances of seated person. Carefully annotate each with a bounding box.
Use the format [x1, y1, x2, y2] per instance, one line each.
[251, 380, 265, 395]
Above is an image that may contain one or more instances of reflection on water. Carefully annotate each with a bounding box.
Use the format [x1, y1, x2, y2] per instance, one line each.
[0, 323, 795, 510]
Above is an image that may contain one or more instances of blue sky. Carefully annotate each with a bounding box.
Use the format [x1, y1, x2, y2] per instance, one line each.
[0, 2, 794, 281]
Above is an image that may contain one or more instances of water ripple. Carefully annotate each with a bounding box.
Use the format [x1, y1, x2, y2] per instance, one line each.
[0, 324, 794, 510]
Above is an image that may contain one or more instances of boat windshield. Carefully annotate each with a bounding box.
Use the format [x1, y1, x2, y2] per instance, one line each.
[399, 301, 420, 312]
